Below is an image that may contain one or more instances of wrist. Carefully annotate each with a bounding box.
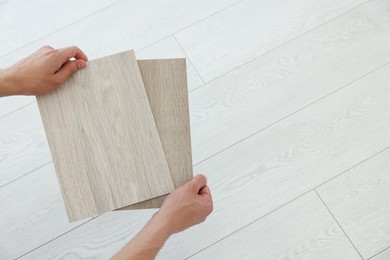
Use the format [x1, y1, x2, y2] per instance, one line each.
[0, 68, 20, 96]
[149, 211, 174, 239]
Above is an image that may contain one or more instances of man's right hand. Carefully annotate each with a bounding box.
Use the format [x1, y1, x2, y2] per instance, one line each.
[155, 174, 213, 234]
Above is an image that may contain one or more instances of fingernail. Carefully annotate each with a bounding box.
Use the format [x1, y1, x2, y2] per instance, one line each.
[77, 60, 86, 69]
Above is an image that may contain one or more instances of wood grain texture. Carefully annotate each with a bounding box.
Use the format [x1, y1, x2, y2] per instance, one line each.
[317, 148, 390, 259]
[136, 37, 204, 91]
[175, 0, 367, 81]
[0, 96, 34, 118]
[188, 0, 390, 163]
[3, 0, 390, 258]
[37, 50, 174, 221]
[191, 192, 361, 260]
[0, 163, 89, 260]
[0, 0, 119, 56]
[0, 102, 50, 187]
[121, 59, 193, 210]
[19, 209, 157, 260]
[0, 0, 239, 62]
[372, 247, 390, 260]
[0, 36, 203, 120]
[0, 36, 200, 189]
[22, 47, 390, 260]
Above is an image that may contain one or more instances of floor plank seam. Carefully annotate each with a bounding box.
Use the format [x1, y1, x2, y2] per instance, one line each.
[187, 147, 390, 259]
[193, 61, 390, 168]
[368, 245, 390, 259]
[11, 61, 389, 194]
[173, 35, 206, 84]
[171, 0, 244, 41]
[0, 0, 243, 60]
[186, 0, 373, 92]
[16, 218, 95, 259]
[314, 190, 364, 259]
[313, 146, 390, 192]
[15, 147, 390, 258]
[0, 160, 52, 189]
[0, 0, 125, 59]
[185, 188, 316, 259]
[0, 100, 35, 120]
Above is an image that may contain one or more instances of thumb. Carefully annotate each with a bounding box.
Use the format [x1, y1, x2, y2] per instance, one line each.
[55, 59, 87, 82]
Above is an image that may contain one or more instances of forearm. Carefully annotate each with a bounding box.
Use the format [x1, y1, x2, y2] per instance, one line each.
[112, 213, 172, 260]
[0, 69, 18, 97]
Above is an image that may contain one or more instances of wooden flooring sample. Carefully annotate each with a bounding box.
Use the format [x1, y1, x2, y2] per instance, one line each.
[37, 50, 174, 222]
[121, 58, 193, 210]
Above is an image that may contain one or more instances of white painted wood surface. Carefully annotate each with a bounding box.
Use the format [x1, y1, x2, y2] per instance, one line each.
[189, 0, 390, 163]
[190, 192, 361, 260]
[0, 96, 34, 118]
[0, 102, 50, 187]
[175, 0, 368, 81]
[0, 0, 240, 63]
[0, 163, 89, 259]
[372, 248, 390, 260]
[317, 148, 390, 259]
[0, 0, 120, 56]
[21, 53, 390, 260]
[1, 0, 390, 258]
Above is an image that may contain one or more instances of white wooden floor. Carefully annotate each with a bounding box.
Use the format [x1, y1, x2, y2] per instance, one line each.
[1, 0, 390, 259]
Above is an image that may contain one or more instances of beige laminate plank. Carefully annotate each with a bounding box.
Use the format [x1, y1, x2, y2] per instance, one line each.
[36, 50, 174, 222]
[122, 59, 193, 209]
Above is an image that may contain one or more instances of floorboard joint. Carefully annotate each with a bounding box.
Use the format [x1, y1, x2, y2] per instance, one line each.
[187, 0, 373, 92]
[368, 245, 390, 259]
[315, 190, 364, 260]
[16, 218, 95, 259]
[0, 160, 52, 189]
[0, 100, 35, 120]
[173, 35, 206, 84]
[188, 147, 390, 259]
[193, 61, 390, 167]
[0, 0, 125, 59]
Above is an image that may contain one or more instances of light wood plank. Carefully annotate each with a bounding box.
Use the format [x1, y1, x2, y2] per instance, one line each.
[0, 102, 50, 187]
[372, 248, 390, 260]
[190, 192, 361, 260]
[0, 0, 119, 56]
[188, 0, 390, 163]
[22, 49, 390, 260]
[122, 59, 193, 209]
[317, 148, 390, 259]
[175, 0, 367, 81]
[0, 163, 90, 259]
[0, 36, 201, 187]
[136, 37, 204, 91]
[37, 50, 174, 221]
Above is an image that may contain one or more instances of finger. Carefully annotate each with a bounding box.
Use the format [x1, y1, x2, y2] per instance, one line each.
[57, 46, 88, 63]
[191, 174, 207, 191]
[198, 185, 212, 200]
[54, 59, 87, 83]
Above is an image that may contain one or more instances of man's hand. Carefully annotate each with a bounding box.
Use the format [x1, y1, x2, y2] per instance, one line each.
[0, 45, 88, 96]
[112, 174, 213, 260]
[156, 174, 213, 234]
